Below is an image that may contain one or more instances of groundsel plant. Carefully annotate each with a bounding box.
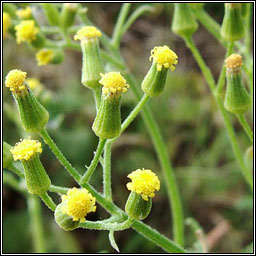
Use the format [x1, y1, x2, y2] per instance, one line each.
[3, 3, 253, 253]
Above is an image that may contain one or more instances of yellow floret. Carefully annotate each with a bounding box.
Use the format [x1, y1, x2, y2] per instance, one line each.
[225, 53, 243, 71]
[127, 169, 160, 201]
[5, 69, 27, 92]
[150, 45, 178, 71]
[3, 12, 12, 38]
[61, 188, 96, 222]
[15, 20, 39, 44]
[74, 26, 102, 41]
[16, 6, 32, 19]
[100, 72, 129, 95]
[36, 49, 54, 66]
[11, 139, 42, 161]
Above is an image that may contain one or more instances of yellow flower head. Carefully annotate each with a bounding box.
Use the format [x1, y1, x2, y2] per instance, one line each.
[15, 20, 39, 44]
[3, 12, 12, 38]
[100, 72, 129, 95]
[16, 6, 32, 19]
[11, 139, 42, 161]
[27, 77, 42, 90]
[5, 69, 27, 92]
[61, 188, 96, 222]
[127, 169, 160, 201]
[36, 49, 54, 66]
[225, 53, 243, 72]
[74, 26, 102, 41]
[150, 45, 178, 71]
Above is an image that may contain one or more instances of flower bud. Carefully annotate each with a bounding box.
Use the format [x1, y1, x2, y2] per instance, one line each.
[35, 48, 64, 66]
[54, 187, 96, 230]
[5, 69, 49, 133]
[224, 54, 250, 114]
[10, 139, 51, 195]
[60, 3, 78, 30]
[74, 26, 104, 89]
[16, 6, 32, 19]
[171, 3, 198, 38]
[92, 72, 129, 139]
[40, 3, 60, 26]
[3, 141, 14, 168]
[221, 3, 244, 42]
[142, 45, 178, 96]
[125, 169, 160, 220]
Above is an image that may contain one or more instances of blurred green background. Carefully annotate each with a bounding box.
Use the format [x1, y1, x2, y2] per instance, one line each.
[3, 2, 253, 253]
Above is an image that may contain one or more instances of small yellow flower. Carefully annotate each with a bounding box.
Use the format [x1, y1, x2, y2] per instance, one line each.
[15, 20, 39, 44]
[5, 69, 27, 92]
[61, 188, 96, 222]
[27, 77, 43, 90]
[11, 139, 42, 161]
[16, 6, 32, 19]
[36, 49, 54, 66]
[150, 45, 178, 71]
[127, 169, 160, 201]
[225, 53, 243, 72]
[100, 72, 129, 95]
[3, 12, 12, 38]
[74, 26, 102, 41]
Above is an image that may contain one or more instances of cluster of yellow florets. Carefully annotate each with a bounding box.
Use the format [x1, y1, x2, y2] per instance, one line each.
[100, 72, 129, 95]
[74, 26, 102, 41]
[3, 12, 12, 38]
[225, 53, 243, 72]
[61, 187, 96, 222]
[127, 169, 160, 201]
[5, 69, 27, 92]
[36, 49, 54, 66]
[11, 139, 42, 161]
[150, 45, 178, 71]
[15, 20, 39, 44]
[16, 6, 32, 19]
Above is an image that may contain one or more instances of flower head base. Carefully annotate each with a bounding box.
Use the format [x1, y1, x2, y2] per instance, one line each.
[3, 12, 12, 38]
[74, 26, 102, 41]
[225, 54, 243, 72]
[150, 46, 178, 71]
[15, 20, 39, 44]
[61, 188, 96, 222]
[36, 49, 54, 66]
[11, 139, 42, 161]
[16, 6, 32, 19]
[100, 72, 129, 95]
[5, 69, 27, 92]
[127, 169, 160, 201]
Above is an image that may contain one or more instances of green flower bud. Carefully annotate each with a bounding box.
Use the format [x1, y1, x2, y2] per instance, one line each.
[221, 3, 244, 42]
[224, 54, 250, 114]
[142, 46, 178, 96]
[74, 26, 104, 89]
[172, 3, 198, 38]
[10, 139, 51, 195]
[40, 3, 60, 26]
[35, 48, 64, 66]
[125, 192, 152, 220]
[31, 32, 46, 49]
[60, 3, 78, 30]
[3, 141, 14, 168]
[5, 69, 49, 133]
[92, 72, 129, 139]
[54, 202, 80, 231]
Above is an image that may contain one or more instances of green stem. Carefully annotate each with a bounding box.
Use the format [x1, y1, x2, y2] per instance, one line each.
[103, 141, 113, 201]
[111, 3, 131, 48]
[40, 192, 56, 211]
[236, 114, 253, 143]
[27, 195, 46, 253]
[216, 42, 234, 95]
[3, 170, 26, 194]
[184, 36, 252, 190]
[80, 139, 107, 184]
[9, 163, 25, 178]
[80, 217, 134, 231]
[49, 184, 68, 194]
[93, 86, 102, 112]
[40, 128, 81, 181]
